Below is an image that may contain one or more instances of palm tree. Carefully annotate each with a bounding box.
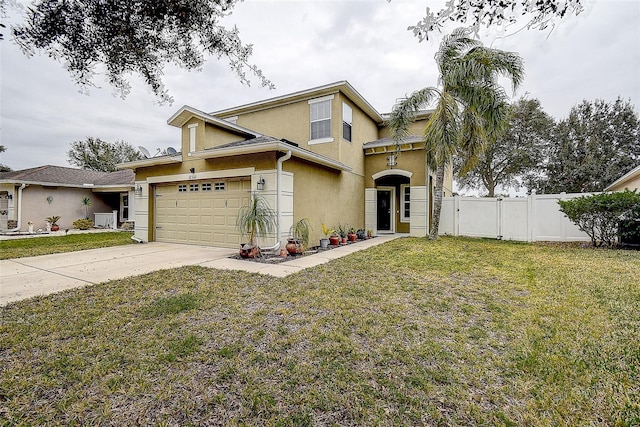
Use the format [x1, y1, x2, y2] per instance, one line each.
[388, 28, 524, 238]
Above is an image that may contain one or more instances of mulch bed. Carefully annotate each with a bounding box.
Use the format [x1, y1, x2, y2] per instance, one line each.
[229, 238, 375, 264]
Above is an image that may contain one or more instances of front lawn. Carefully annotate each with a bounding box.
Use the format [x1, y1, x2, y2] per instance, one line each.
[1, 237, 638, 425]
[0, 231, 135, 259]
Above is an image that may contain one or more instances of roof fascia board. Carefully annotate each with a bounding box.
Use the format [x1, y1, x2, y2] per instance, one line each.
[91, 186, 133, 192]
[604, 164, 640, 190]
[167, 105, 261, 137]
[116, 155, 183, 170]
[190, 142, 351, 172]
[213, 81, 384, 124]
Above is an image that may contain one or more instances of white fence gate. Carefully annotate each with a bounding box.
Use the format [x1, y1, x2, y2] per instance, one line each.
[439, 193, 595, 242]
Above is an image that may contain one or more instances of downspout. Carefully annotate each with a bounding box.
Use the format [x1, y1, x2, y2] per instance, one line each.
[277, 150, 292, 245]
[8, 183, 26, 232]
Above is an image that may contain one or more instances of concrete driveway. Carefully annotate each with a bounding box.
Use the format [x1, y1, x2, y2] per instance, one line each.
[0, 242, 235, 306]
[0, 235, 400, 306]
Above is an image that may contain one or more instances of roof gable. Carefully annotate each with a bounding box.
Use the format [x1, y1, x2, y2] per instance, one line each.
[167, 105, 261, 137]
[211, 81, 384, 124]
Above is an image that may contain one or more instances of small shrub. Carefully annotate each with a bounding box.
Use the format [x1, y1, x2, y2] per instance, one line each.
[73, 218, 94, 230]
[558, 190, 640, 247]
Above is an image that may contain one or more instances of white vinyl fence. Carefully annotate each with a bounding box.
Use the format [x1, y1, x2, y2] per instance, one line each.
[439, 193, 596, 242]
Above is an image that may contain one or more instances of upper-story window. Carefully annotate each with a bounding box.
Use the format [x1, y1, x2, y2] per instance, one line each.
[342, 102, 352, 142]
[308, 95, 334, 144]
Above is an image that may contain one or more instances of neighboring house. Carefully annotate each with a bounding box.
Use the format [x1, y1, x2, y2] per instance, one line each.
[0, 165, 134, 232]
[118, 81, 453, 248]
[604, 164, 640, 192]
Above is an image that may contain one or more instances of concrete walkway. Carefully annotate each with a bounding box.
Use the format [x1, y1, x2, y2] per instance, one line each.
[0, 235, 400, 306]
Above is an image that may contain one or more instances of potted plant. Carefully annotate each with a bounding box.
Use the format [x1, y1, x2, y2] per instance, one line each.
[286, 218, 312, 255]
[367, 229, 373, 239]
[347, 226, 357, 242]
[81, 197, 92, 219]
[329, 227, 340, 246]
[46, 216, 61, 231]
[337, 223, 348, 244]
[320, 223, 333, 249]
[236, 194, 276, 258]
[356, 228, 366, 240]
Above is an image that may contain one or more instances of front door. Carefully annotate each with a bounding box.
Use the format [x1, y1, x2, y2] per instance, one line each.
[377, 187, 394, 232]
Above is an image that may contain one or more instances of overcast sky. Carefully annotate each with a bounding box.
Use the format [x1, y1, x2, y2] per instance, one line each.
[1, 0, 639, 172]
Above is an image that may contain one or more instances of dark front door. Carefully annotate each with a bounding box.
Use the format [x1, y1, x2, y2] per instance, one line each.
[377, 189, 392, 231]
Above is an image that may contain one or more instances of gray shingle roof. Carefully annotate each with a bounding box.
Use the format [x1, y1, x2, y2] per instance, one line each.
[0, 165, 134, 186]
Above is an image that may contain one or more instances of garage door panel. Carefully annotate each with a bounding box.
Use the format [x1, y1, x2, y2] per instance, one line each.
[213, 215, 227, 226]
[155, 178, 250, 248]
[226, 198, 242, 209]
[200, 199, 213, 209]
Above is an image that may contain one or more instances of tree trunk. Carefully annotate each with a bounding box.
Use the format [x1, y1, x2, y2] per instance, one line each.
[430, 164, 445, 239]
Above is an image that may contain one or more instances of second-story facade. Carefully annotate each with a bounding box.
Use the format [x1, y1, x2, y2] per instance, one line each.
[119, 81, 453, 248]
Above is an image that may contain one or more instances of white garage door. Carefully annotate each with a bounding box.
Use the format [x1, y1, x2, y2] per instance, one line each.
[155, 178, 251, 247]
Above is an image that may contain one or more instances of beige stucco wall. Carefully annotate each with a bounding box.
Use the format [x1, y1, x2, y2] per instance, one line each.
[226, 90, 378, 175]
[609, 174, 640, 192]
[284, 158, 364, 245]
[377, 117, 430, 139]
[364, 150, 427, 188]
[19, 186, 113, 230]
[179, 117, 248, 153]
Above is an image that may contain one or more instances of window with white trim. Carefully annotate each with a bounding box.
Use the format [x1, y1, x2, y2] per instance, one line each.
[178, 184, 187, 192]
[214, 182, 226, 191]
[202, 183, 212, 191]
[401, 185, 411, 222]
[189, 183, 199, 192]
[308, 95, 334, 143]
[342, 102, 352, 142]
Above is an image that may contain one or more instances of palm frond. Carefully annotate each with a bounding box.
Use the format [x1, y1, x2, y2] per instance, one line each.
[424, 92, 460, 169]
[388, 87, 438, 150]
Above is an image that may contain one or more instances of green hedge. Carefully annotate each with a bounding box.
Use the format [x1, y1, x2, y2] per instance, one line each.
[558, 190, 640, 247]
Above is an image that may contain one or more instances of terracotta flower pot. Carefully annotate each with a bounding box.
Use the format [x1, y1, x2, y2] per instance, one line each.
[239, 244, 260, 258]
[348, 233, 356, 242]
[286, 238, 303, 255]
[329, 236, 340, 246]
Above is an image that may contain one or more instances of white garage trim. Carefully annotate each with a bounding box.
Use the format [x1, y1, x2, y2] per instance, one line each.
[146, 167, 256, 184]
[154, 178, 252, 247]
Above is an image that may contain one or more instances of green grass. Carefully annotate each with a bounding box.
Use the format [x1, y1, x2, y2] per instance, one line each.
[1, 237, 638, 425]
[0, 231, 135, 259]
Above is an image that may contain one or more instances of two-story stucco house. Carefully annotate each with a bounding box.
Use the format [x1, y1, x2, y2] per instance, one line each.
[118, 81, 453, 248]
